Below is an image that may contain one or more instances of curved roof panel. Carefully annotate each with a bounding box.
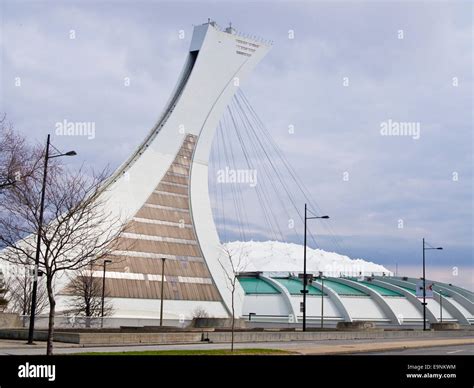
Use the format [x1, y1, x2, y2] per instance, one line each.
[404, 277, 473, 301]
[358, 281, 404, 297]
[395, 285, 416, 295]
[239, 277, 281, 295]
[273, 277, 324, 295]
[319, 278, 368, 296]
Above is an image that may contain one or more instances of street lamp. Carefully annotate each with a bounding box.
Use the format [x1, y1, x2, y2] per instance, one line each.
[436, 288, 444, 323]
[317, 271, 324, 329]
[422, 238, 443, 331]
[100, 260, 112, 320]
[302, 203, 329, 332]
[160, 258, 166, 326]
[101, 259, 112, 326]
[27, 134, 76, 345]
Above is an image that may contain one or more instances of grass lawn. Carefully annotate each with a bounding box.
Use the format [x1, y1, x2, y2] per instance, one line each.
[76, 348, 296, 356]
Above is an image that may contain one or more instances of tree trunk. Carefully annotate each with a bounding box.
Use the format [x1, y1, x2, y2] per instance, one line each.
[23, 275, 28, 316]
[85, 301, 91, 328]
[46, 277, 55, 356]
[231, 286, 235, 352]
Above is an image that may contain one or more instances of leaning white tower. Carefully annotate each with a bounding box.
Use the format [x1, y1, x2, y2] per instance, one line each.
[56, 21, 271, 322]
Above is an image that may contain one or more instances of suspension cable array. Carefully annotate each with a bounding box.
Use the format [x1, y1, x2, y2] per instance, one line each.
[209, 90, 348, 254]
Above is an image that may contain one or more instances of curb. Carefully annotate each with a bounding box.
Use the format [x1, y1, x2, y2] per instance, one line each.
[302, 339, 474, 355]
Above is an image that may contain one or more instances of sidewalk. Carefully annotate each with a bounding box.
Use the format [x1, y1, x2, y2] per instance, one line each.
[291, 338, 474, 355]
[0, 339, 80, 350]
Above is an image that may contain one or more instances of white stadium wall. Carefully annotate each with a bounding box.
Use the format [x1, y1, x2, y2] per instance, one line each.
[54, 21, 271, 321]
[238, 275, 473, 328]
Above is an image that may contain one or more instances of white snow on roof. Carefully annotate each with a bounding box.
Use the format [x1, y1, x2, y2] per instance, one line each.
[224, 240, 392, 276]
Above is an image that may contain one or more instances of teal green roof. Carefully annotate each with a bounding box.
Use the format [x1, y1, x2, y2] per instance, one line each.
[273, 278, 324, 295]
[238, 277, 280, 295]
[358, 281, 404, 297]
[373, 277, 418, 295]
[316, 279, 368, 296]
[444, 284, 473, 300]
[396, 285, 416, 295]
[404, 277, 473, 301]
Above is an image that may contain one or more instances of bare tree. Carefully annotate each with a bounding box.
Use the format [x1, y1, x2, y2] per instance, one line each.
[0, 116, 41, 191]
[3, 267, 48, 316]
[0, 130, 126, 355]
[0, 289, 7, 312]
[0, 270, 8, 312]
[192, 306, 209, 319]
[64, 266, 114, 327]
[219, 244, 247, 352]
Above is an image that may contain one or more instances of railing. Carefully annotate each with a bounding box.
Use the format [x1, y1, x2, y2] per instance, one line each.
[244, 313, 342, 322]
[259, 271, 394, 279]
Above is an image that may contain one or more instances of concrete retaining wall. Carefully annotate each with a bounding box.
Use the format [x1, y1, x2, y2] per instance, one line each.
[206, 330, 472, 344]
[191, 318, 247, 329]
[0, 329, 80, 343]
[0, 313, 21, 328]
[337, 321, 377, 330]
[0, 329, 203, 345]
[1, 328, 472, 346]
[431, 322, 460, 330]
[75, 332, 203, 345]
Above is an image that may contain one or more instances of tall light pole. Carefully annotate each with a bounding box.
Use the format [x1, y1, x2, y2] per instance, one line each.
[302, 203, 329, 332]
[318, 271, 324, 329]
[160, 258, 166, 326]
[27, 134, 76, 345]
[422, 238, 443, 331]
[437, 288, 443, 323]
[101, 259, 112, 326]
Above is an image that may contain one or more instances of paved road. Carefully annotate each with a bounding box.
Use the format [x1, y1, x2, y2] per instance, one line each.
[361, 344, 474, 355]
[0, 337, 473, 355]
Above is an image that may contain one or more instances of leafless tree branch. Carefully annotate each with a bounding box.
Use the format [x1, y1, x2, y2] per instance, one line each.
[0, 127, 127, 355]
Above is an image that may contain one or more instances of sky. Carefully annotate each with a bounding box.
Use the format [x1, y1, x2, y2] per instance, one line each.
[0, 0, 472, 289]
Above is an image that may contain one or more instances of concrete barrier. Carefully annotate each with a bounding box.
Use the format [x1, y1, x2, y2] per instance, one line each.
[336, 321, 378, 331]
[0, 329, 80, 343]
[191, 318, 247, 329]
[74, 332, 203, 345]
[0, 328, 472, 346]
[431, 322, 460, 330]
[0, 313, 21, 328]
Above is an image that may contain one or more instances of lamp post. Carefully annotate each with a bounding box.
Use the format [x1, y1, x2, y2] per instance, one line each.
[101, 259, 112, 326]
[302, 203, 329, 332]
[422, 238, 443, 331]
[160, 258, 166, 326]
[318, 271, 324, 329]
[27, 134, 76, 345]
[437, 289, 443, 323]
